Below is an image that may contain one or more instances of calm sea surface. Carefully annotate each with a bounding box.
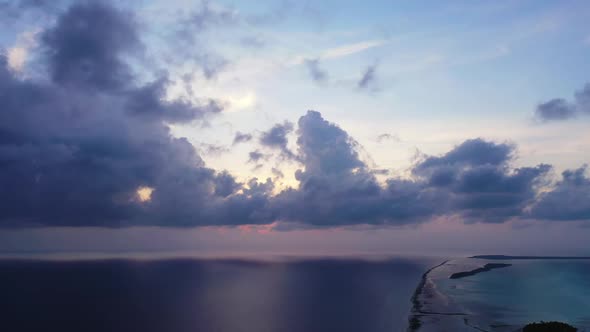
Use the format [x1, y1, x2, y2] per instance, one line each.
[0, 256, 439, 332]
[421, 258, 590, 331]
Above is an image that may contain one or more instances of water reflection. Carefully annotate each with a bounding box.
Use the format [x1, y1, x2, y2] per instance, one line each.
[0, 257, 437, 332]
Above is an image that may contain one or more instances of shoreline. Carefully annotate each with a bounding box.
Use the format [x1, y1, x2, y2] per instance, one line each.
[407, 259, 470, 331]
[471, 255, 590, 260]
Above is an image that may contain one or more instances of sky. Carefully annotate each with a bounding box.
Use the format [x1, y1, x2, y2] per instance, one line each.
[0, 0, 589, 257]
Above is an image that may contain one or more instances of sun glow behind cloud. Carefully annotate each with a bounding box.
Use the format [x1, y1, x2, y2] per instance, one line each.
[136, 187, 155, 202]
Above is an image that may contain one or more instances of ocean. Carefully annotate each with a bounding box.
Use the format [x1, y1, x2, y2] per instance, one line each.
[1, 255, 589, 332]
[412, 258, 590, 332]
[0, 256, 439, 332]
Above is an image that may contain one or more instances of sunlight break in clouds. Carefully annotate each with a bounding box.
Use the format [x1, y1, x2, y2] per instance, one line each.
[6, 29, 39, 72]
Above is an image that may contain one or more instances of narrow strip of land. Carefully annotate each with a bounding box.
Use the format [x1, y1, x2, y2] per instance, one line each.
[449, 263, 511, 279]
[471, 255, 590, 260]
[410, 260, 448, 314]
[408, 260, 471, 331]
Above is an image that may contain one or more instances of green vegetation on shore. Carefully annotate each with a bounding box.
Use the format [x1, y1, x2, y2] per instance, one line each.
[523, 321, 577, 331]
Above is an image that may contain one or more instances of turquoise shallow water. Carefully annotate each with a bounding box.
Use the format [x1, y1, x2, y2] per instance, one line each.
[424, 259, 590, 331]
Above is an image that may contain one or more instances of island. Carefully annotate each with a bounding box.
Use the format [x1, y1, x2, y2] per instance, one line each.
[471, 255, 590, 260]
[449, 263, 512, 279]
[523, 321, 577, 332]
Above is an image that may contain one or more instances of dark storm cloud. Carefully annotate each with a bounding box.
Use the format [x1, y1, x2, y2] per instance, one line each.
[357, 64, 377, 90]
[535, 82, 590, 121]
[304, 58, 327, 83]
[270, 111, 439, 226]
[529, 166, 590, 221]
[0, 2, 272, 227]
[268, 113, 553, 226]
[412, 139, 550, 223]
[213, 171, 240, 197]
[259, 121, 297, 160]
[42, 1, 141, 91]
[233, 132, 253, 145]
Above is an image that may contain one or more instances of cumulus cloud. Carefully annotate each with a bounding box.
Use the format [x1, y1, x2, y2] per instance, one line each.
[0, 2, 271, 227]
[412, 139, 551, 223]
[0, 1, 588, 229]
[535, 82, 590, 121]
[42, 2, 141, 91]
[259, 121, 297, 160]
[269, 115, 552, 226]
[529, 166, 590, 221]
[270, 111, 439, 226]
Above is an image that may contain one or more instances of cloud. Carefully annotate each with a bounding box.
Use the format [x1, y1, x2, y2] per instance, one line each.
[376, 133, 400, 143]
[270, 117, 552, 226]
[0, 2, 271, 227]
[233, 132, 253, 145]
[357, 64, 378, 90]
[535, 82, 590, 121]
[271, 167, 284, 178]
[166, 1, 239, 79]
[271, 111, 439, 226]
[412, 140, 551, 223]
[126, 76, 222, 123]
[529, 166, 590, 221]
[259, 121, 297, 160]
[248, 150, 269, 164]
[0, 2, 588, 229]
[42, 1, 141, 91]
[413, 138, 514, 171]
[304, 58, 327, 83]
[574, 83, 590, 113]
[5, 29, 40, 72]
[535, 99, 576, 121]
[198, 143, 229, 156]
[0, 0, 63, 23]
[320, 40, 386, 60]
[183, 0, 238, 32]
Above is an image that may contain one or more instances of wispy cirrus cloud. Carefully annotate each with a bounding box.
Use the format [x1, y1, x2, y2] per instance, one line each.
[320, 39, 387, 60]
